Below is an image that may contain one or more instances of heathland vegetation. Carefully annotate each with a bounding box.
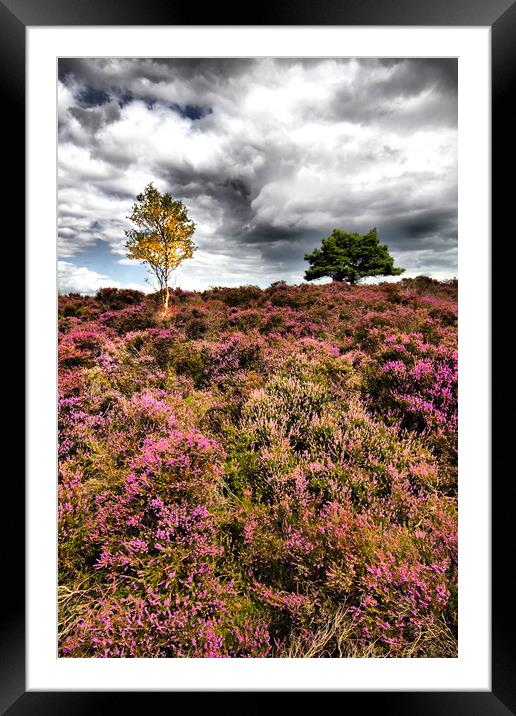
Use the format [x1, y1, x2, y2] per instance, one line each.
[58, 275, 457, 657]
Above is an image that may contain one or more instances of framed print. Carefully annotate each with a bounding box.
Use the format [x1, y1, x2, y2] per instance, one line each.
[8, 0, 513, 712]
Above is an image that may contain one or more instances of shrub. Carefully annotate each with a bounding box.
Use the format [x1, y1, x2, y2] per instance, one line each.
[95, 287, 145, 308]
[58, 279, 457, 657]
[99, 303, 155, 333]
[209, 285, 264, 307]
[362, 332, 457, 466]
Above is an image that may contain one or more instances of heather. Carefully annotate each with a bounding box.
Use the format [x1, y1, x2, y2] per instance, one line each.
[58, 277, 458, 658]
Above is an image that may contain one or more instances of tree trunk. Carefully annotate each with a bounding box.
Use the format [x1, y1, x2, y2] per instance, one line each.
[164, 284, 170, 310]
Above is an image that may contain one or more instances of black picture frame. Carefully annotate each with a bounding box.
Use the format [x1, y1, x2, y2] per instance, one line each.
[9, 0, 513, 712]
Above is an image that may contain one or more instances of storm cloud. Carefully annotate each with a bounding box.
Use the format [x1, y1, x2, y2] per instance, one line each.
[57, 57, 457, 293]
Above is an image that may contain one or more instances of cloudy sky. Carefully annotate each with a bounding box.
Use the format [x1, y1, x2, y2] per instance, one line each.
[57, 57, 457, 294]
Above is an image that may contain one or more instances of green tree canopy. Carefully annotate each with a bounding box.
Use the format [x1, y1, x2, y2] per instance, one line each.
[304, 227, 405, 285]
[125, 183, 197, 309]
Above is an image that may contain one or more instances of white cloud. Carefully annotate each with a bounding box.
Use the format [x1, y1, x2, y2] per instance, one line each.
[58, 260, 149, 295]
[57, 58, 458, 284]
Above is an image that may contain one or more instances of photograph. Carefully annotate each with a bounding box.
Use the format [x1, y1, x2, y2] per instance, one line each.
[56, 56, 459, 659]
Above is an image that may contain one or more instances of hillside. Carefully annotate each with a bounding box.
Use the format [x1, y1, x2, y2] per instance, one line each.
[58, 277, 458, 658]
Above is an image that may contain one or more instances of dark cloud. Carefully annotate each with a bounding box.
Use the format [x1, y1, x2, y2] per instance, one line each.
[68, 101, 121, 133]
[58, 57, 259, 112]
[397, 208, 457, 239]
[243, 224, 305, 244]
[60, 57, 259, 86]
[324, 59, 457, 128]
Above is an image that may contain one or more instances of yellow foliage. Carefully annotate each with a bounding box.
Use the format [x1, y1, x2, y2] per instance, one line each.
[125, 183, 197, 307]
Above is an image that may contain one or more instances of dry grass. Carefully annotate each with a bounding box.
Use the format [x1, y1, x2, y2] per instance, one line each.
[284, 605, 457, 658]
[58, 579, 97, 645]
